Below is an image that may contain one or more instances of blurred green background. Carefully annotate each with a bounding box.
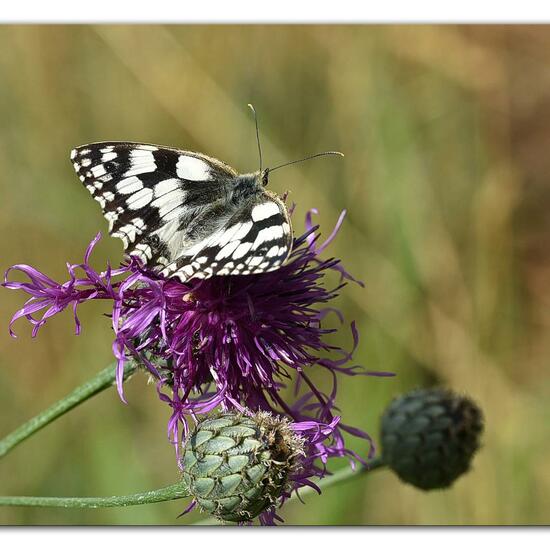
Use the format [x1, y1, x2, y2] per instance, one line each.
[0, 25, 549, 525]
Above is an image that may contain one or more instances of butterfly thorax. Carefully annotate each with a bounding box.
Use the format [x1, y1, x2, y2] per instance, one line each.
[229, 172, 265, 204]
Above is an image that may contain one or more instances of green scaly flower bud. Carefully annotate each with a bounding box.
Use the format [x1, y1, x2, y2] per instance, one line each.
[181, 411, 304, 523]
[380, 388, 484, 490]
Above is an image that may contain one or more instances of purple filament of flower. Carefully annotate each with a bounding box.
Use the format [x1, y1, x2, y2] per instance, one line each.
[258, 415, 361, 525]
[3, 211, 393, 476]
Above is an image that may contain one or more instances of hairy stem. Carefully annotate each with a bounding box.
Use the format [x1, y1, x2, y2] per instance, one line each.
[0, 459, 385, 513]
[0, 362, 136, 458]
[298, 456, 386, 495]
[0, 483, 190, 508]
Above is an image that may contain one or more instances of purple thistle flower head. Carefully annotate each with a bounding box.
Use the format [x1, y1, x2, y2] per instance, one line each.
[3, 210, 393, 459]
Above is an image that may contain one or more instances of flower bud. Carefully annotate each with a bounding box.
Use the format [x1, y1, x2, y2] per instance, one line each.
[181, 411, 304, 523]
[380, 388, 483, 490]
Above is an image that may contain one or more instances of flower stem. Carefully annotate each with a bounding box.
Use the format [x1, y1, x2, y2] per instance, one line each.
[0, 362, 136, 458]
[0, 483, 190, 508]
[300, 456, 386, 495]
[0, 458, 385, 515]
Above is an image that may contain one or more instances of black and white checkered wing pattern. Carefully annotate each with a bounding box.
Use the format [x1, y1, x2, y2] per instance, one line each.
[71, 141, 292, 282]
[71, 141, 238, 274]
[165, 194, 292, 281]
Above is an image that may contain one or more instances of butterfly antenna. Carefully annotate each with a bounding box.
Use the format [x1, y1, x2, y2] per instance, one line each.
[268, 151, 344, 173]
[248, 103, 263, 173]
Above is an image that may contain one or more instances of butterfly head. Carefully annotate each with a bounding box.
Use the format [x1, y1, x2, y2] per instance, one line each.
[261, 168, 270, 187]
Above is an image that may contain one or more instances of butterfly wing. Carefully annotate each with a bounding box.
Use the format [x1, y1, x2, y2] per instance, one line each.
[162, 192, 293, 281]
[71, 141, 239, 272]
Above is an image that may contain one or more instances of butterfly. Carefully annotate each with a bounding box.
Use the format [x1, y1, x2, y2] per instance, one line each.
[70, 142, 293, 282]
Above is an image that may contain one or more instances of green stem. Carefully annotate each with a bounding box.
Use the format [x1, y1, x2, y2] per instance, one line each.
[0, 458, 384, 513]
[0, 362, 136, 458]
[0, 483, 189, 508]
[0, 359, 385, 517]
[304, 456, 386, 494]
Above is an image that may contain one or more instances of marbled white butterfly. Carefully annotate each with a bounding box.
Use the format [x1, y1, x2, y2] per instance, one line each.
[71, 110, 342, 283]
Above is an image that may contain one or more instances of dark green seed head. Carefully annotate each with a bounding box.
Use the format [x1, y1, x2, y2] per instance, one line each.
[181, 411, 304, 523]
[380, 388, 484, 491]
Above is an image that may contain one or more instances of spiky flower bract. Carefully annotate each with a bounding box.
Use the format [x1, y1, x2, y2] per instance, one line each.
[380, 388, 484, 490]
[181, 409, 354, 525]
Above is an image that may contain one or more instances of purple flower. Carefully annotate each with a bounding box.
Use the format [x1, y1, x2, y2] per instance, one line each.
[3, 210, 393, 457]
